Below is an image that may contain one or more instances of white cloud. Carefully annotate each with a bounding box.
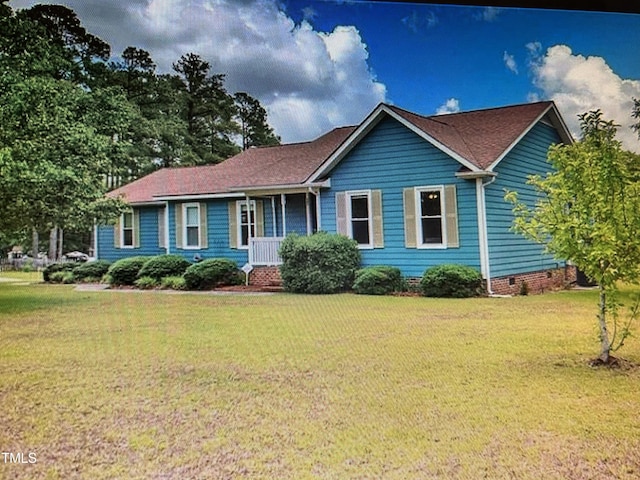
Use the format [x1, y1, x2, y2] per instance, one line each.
[530, 44, 640, 152]
[11, 0, 386, 143]
[478, 7, 501, 22]
[503, 51, 518, 74]
[141, 0, 387, 143]
[436, 98, 461, 115]
[401, 10, 438, 33]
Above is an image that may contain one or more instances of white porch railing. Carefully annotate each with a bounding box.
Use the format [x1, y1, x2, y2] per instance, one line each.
[249, 237, 285, 266]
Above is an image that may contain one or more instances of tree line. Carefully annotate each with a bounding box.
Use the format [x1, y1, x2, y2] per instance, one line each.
[0, 2, 279, 259]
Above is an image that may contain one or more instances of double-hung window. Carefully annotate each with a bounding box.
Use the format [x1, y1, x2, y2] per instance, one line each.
[238, 200, 256, 248]
[347, 191, 372, 248]
[121, 212, 134, 248]
[416, 186, 445, 247]
[183, 203, 201, 249]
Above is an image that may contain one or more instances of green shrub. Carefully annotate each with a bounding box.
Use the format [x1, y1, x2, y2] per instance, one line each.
[137, 254, 191, 281]
[49, 271, 75, 284]
[134, 276, 159, 290]
[43, 262, 76, 282]
[160, 275, 187, 290]
[20, 259, 35, 272]
[279, 232, 361, 294]
[107, 256, 150, 286]
[420, 264, 483, 298]
[183, 258, 241, 290]
[353, 265, 404, 295]
[73, 260, 111, 282]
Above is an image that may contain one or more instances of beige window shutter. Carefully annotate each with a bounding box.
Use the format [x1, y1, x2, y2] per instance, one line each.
[158, 207, 166, 248]
[255, 200, 264, 237]
[228, 201, 238, 248]
[199, 203, 208, 249]
[444, 185, 459, 248]
[403, 188, 417, 248]
[371, 190, 384, 248]
[133, 210, 141, 248]
[175, 204, 183, 249]
[335, 192, 347, 235]
[114, 217, 121, 248]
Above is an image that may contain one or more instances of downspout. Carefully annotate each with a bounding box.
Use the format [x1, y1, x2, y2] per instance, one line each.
[477, 175, 497, 295]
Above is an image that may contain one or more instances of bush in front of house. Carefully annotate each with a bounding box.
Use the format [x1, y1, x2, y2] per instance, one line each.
[279, 232, 361, 294]
[420, 264, 483, 298]
[134, 276, 159, 290]
[160, 275, 187, 290]
[107, 256, 150, 286]
[137, 254, 191, 281]
[43, 262, 76, 282]
[73, 260, 111, 282]
[183, 258, 241, 290]
[353, 265, 404, 295]
[49, 270, 75, 284]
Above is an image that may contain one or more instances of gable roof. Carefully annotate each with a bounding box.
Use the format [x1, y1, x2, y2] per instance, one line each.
[308, 101, 573, 181]
[109, 101, 572, 204]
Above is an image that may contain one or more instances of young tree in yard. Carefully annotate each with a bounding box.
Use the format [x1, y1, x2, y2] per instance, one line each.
[507, 110, 640, 365]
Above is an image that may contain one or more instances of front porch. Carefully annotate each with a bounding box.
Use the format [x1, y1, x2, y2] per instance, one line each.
[240, 186, 325, 266]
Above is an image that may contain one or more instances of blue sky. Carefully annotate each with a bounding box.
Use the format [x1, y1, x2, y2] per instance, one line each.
[10, 0, 640, 150]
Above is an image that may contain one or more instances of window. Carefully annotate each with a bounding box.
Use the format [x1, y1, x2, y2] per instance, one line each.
[416, 187, 445, 247]
[184, 203, 200, 248]
[121, 212, 134, 248]
[176, 202, 207, 250]
[335, 190, 383, 248]
[238, 200, 256, 248]
[403, 185, 458, 249]
[348, 192, 372, 247]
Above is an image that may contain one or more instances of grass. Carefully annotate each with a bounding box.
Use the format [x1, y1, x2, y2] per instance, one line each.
[1, 280, 640, 479]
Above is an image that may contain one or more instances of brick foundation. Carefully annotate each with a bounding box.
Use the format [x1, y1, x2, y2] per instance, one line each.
[249, 266, 282, 287]
[248, 265, 577, 296]
[490, 265, 576, 296]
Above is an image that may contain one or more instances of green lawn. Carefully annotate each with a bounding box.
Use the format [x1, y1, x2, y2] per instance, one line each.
[1, 278, 640, 479]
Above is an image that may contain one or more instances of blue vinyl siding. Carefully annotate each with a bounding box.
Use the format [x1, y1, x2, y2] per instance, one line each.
[485, 121, 566, 277]
[98, 197, 302, 266]
[321, 116, 481, 278]
[97, 206, 166, 261]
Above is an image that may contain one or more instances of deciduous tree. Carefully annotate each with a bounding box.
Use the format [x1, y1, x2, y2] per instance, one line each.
[507, 110, 640, 364]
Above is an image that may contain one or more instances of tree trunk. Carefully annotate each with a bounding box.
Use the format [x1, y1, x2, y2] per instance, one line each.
[31, 228, 39, 259]
[597, 284, 611, 362]
[49, 227, 58, 261]
[57, 228, 64, 260]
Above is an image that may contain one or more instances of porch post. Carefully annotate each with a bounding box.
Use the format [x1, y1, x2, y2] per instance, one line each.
[305, 192, 312, 236]
[280, 194, 287, 236]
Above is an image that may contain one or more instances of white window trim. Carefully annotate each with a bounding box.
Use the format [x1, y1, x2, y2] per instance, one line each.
[236, 200, 257, 250]
[120, 212, 135, 249]
[346, 190, 374, 249]
[415, 185, 447, 249]
[182, 203, 201, 250]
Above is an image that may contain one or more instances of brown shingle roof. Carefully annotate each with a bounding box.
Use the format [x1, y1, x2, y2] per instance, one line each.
[108, 126, 356, 203]
[387, 101, 555, 169]
[109, 101, 562, 204]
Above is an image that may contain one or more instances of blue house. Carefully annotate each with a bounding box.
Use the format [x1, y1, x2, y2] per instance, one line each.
[96, 101, 575, 294]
